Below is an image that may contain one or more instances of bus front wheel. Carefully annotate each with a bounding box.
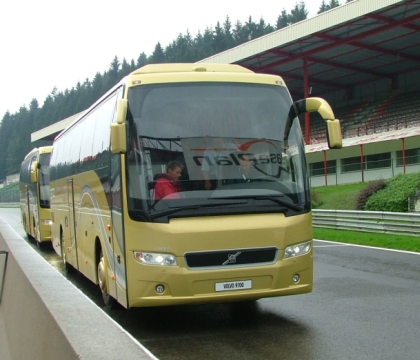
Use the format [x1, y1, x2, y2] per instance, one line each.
[98, 249, 115, 309]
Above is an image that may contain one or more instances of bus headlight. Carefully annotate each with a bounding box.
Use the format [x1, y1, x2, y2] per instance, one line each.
[41, 219, 52, 225]
[134, 252, 177, 266]
[284, 241, 311, 259]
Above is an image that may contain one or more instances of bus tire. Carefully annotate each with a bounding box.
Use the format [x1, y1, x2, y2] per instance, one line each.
[98, 248, 115, 309]
[61, 229, 75, 273]
[36, 239, 45, 249]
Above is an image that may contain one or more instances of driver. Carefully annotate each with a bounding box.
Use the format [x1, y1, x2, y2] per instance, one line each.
[153, 160, 184, 200]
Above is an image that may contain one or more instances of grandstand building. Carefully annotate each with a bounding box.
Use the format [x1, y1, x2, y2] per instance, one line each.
[199, 0, 420, 187]
[34, 0, 420, 187]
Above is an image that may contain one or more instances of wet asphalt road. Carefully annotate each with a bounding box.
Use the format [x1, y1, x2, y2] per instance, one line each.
[1, 207, 420, 360]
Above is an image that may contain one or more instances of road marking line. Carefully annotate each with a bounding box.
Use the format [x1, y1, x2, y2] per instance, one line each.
[314, 239, 420, 255]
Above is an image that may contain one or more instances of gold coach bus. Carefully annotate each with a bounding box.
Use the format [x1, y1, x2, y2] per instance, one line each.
[20, 146, 53, 247]
[49, 63, 342, 309]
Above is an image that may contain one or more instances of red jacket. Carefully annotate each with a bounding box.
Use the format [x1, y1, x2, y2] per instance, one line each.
[153, 174, 181, 200]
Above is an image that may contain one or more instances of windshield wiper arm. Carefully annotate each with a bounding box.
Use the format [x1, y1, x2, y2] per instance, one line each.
[150, 200, 247, 219]
[253, 196, 303, 212]
[212, 195, 303, 212]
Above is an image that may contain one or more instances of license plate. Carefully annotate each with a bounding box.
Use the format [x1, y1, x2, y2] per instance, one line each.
[215, 280, 252, 292]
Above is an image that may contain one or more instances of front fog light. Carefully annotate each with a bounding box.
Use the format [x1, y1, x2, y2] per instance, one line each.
[134, 252, 177, 266]
[284, 241, 311, 259]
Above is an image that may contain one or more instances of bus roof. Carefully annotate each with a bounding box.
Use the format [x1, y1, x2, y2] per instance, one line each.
[131, 63, 254, 75]
[23, 146, 53, 161]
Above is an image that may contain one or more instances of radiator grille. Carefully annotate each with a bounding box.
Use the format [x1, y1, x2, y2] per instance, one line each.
[184, 247, 278, 269]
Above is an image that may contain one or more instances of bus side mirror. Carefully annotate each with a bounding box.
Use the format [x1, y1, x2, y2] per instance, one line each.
[30, 162, 38, 183]
[326, 120, 342, 149]
[111, 123, 127, 154]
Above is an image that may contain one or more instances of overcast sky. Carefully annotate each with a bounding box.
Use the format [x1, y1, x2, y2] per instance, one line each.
[0, 0, 324, 118]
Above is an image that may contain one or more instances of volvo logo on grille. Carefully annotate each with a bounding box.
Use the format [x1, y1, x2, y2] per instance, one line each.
[222, 251, 242, 265]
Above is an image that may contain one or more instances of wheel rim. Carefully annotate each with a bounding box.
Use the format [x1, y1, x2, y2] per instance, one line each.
[98, 253, 106, 292]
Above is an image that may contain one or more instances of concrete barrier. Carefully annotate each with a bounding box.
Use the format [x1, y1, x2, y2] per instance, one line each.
[0, 217, 156, 360]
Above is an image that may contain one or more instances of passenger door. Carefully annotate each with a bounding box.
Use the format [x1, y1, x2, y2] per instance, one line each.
[66, 179, 79, 269]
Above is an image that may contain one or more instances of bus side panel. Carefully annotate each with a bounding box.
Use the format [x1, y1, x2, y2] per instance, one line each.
[73, 169, 111, 284]
[70, 167, 128, 308]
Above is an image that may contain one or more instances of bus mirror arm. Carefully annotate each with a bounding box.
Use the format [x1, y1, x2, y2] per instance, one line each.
[285, 98, 343, 149]
[116, 99, 128, 124]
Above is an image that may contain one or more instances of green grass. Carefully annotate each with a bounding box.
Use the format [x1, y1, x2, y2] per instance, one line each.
[311, 182, 420, 253]
[314, 228, 420, 253]
[311, 182, 368, 210]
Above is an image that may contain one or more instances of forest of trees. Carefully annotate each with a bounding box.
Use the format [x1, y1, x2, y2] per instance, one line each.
[0, 0, 353, 180]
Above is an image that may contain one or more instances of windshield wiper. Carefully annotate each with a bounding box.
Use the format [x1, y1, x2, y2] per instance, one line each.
[150, 200, 247, 220]
[212, 195, 303, 212]
[253, 196, 303, 212]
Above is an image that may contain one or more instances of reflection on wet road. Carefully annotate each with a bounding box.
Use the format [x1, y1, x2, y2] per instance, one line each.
[2, 208, 420, 360]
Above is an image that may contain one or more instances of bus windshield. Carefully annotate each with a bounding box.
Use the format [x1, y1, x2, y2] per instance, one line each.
[126, 82, 309, 222]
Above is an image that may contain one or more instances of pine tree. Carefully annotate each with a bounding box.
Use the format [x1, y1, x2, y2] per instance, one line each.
[253, 18, 268, 39]
[213, 21, 227, 53]
[223, 16, 235, 50]
[0, 112, 14, 179]
[136, 52, 148, 68]
[277, 9, 290, 29]
[105, 56, 121, 89]
[318, 0, 329, 14]
[232, 20, 248, 45]
[6, 106, 31, 175]
[318, 0, 341, 13]
[90, 72, 104, 105]
[195, 27, 214, 60]
[150, 42, 165, 64]
[329, 0, 341, 8]
[120, 58, 132, 78]
[245, 16, 257, 40]
[290, 2, 309, 23]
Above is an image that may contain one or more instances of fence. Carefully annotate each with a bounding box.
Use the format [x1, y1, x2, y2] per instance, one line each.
[313, 209, 420, 237]
[0, 183, 19, 203]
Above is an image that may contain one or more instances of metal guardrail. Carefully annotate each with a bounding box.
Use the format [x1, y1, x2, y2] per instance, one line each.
[0, 203, 19, 208]
[1, 203, 418, 236]
[313, 209, 420, 237]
